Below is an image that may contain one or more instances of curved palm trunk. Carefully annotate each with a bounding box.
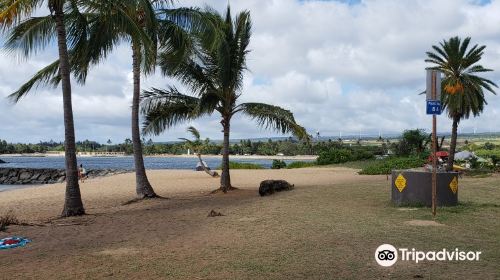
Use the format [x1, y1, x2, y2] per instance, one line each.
[132, 43, 157, 198]
[197, 153, 218, 177]
[446, 115, 460, 171]
[54, 7, 85, 217]
[220, 116, 232, 192]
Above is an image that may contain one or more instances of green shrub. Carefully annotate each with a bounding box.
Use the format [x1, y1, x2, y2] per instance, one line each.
[352, 149, 375, 161]
[271, 160, 287, 169]
[475, 149, 500, 165]
[217, 161, 264, 169]
[359, 156, 426, 175]
[286, 161, 317, 169]
[317, 149, 353, 165]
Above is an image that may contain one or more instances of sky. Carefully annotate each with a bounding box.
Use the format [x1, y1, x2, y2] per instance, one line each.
[0, 0, 499, 144]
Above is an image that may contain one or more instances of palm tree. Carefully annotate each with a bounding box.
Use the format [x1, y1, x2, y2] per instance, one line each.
[79, 1, 203, 199]
[2, 1, 197, 199]
[426, 37, 497, 170]
[179, 126, 218, 177]
[141, 6, 308, 192]
[0, 0, 92, 216]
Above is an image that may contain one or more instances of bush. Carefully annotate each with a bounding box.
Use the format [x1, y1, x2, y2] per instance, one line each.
[352, 149, 375, 161]
[475, 149, 500, 166]
[271, 160, 287, 169]
[317, 149, 353, 165]
[217, 161, 264, 170]
[286, 161, 317, 169]
[359, 156, 426, 175]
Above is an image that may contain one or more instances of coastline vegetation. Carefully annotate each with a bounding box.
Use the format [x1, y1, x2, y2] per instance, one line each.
[217, 161, 264, 170]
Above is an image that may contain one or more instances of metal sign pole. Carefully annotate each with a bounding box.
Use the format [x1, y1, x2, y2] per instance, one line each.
[431, 73, 437, 217]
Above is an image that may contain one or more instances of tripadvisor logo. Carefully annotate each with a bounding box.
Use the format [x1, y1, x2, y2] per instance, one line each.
[375, 244, 482, 267]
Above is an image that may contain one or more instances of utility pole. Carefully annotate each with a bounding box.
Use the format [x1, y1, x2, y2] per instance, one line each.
[426, 70, 442, 217]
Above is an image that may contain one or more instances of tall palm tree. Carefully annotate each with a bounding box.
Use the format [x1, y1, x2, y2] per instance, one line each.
[426, 36, 497, 170]
[141, 6, 308, 192]
[80, 1, 203, 199]
[0, 0, 92, 216]
[2, 1, 196, 199]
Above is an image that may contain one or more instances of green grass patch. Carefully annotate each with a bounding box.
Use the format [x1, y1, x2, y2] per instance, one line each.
[359, 156, 426, 175]
[217, 161, 264, 169]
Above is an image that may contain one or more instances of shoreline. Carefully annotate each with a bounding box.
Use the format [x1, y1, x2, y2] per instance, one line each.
[0, 153, 318, 161]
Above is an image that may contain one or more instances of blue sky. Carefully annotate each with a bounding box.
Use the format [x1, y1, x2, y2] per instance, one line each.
[0, 0, 499, 143]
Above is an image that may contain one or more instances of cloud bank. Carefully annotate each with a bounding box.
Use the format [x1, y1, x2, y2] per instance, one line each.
[0, 0, 499, 143]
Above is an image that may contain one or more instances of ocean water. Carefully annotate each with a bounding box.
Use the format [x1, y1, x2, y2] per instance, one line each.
[0, 156, 311, 171]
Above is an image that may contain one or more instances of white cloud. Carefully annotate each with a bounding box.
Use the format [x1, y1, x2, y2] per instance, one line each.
[0, 0, 499, 143]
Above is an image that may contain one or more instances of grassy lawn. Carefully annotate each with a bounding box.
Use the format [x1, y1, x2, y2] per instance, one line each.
[1, 172, 499, 279]
[325, 159, 379, 170]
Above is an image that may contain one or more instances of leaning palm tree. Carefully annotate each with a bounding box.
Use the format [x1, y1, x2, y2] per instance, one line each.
[0, 0, 92, 216]
[141, 6, 308, 192]
[180, 126, 218, 177]
[426, 36, 497, 170]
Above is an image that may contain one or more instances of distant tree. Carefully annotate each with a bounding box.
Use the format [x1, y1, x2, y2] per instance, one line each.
[401, 129, 430, 154]
[180, 126, 218, 177]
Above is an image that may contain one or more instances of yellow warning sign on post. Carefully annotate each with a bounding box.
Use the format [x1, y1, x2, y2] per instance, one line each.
[395, 174, 407, 192]
[449, 177, 458, 194]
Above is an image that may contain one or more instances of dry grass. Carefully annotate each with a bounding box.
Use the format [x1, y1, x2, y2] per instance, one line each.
[0, 169, 498, 279]
[0, 211, 19, 231]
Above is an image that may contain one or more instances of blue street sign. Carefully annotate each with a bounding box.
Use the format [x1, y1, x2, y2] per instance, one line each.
[426, 100, 442, 115]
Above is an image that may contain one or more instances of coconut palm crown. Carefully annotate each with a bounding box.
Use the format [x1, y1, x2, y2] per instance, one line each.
[141, 6, 308, 192]
[425, 36, 497, 170]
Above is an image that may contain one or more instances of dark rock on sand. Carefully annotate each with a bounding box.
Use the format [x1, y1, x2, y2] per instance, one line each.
[259, 180, 294, 196]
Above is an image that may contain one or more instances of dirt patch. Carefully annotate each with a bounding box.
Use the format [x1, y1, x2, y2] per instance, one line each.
[97, 247, 141, 257]
[405, 220, 445, 226]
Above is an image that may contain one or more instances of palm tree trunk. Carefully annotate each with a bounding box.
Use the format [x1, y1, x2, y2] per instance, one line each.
[220, 116, 232, 192]
[447, 115, 460, 171]
[197, 153, 218, 177]
[54, 6, 85, 217]
[132, 43, 157, 198]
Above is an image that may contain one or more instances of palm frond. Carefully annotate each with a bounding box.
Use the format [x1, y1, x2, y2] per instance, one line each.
[3, 15, 55, 57]
[237, 102, 308, 140]
[186, 126, 201, 141]
[8, 59, 60, 103]
[0, 0, 44, 29]
[140, 87, 205, 135]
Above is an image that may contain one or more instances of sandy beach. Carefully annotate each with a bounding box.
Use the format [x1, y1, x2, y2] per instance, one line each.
[0, 167, 363, 222]
[1, 168, 499, 279]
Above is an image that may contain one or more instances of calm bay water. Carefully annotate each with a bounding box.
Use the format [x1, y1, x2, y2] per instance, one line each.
[0, 156, 313, 191]
[0, 156, 311, 171]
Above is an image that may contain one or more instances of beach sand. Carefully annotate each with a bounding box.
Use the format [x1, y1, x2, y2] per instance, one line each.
[1, 169, 498, 279]
[0, 167, 367, 222]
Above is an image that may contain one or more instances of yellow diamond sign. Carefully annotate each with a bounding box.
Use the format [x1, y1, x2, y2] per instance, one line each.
[395, 174, 407, 192]
[449, 177, 458, 194]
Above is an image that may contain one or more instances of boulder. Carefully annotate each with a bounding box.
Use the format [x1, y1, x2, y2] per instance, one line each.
[19, 171, 33, 181]
[259, 180, 294, 196]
